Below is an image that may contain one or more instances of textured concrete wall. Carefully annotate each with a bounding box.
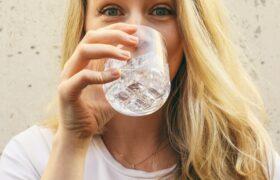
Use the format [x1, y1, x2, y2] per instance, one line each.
[0, 0, 279, 154]
[224, 0, 280, 153]
[0, 0, 66, 153]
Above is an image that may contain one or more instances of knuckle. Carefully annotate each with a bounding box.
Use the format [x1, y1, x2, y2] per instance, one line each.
[106, 44, 116, 51]
[103, 45, 117, 57]
[116, 30, 128, 40]
[96, 73, 105, 83]
[85, 30, 96, 40]
[100, 44, 113, 53]
[77, 44, 88, 57]
[105, 30, 125, 41]
[57, 81, 68, 99]
[79, 70, 92, 82]
[112, 46, 122, 55]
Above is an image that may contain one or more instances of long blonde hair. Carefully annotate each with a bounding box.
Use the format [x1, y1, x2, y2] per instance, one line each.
[43, 0, 276, 179]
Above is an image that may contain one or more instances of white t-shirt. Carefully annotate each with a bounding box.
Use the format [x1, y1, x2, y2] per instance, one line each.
[0, 125, 279, 180]
[0, 125, 177, 180]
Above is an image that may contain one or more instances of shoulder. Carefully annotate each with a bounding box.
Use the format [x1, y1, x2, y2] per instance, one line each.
[3, 125, 54, 157]
[0, 125, 54, 179]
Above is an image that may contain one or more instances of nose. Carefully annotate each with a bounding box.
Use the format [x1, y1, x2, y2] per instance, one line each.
[125, 9, 144, 26]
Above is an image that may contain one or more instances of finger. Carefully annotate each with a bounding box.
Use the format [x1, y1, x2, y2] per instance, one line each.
[101, 23, 138, 34]
[59, 68, 121, 102]
[82, 29, 139, 47]
[61, 44, 131, 80]
[77, 43, 131, 60]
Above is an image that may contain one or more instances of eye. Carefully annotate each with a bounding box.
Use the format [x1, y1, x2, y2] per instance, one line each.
[99, 5, 123, 17]
[150, 6, 174, 16]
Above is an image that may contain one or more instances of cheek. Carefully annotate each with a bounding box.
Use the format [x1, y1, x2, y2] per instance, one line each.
[159, 24, 184, 81]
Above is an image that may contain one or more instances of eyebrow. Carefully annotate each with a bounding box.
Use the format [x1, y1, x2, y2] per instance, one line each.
[95, 0, 173, 4]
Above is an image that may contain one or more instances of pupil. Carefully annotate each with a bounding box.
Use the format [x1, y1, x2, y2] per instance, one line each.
[156, 9, 166, 16]
[108, 9, 118, 16]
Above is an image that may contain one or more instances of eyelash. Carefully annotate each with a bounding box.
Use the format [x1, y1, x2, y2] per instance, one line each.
[98, 5, 123, 16]
[150, 7, 175, 16]
[98, 5, 175, 17]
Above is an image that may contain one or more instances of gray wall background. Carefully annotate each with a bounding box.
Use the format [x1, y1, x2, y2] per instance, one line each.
[0, 0, 279, 154]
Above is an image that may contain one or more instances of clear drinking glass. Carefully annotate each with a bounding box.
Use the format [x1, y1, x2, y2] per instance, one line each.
[102, 25, 171, 116]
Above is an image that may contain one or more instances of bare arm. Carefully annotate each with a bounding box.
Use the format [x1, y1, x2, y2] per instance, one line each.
[41, 132, 90, 180]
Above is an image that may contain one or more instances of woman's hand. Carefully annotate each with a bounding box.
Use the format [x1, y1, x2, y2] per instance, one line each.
[56, 23, 138, 145]
[41, 23, 138, 180]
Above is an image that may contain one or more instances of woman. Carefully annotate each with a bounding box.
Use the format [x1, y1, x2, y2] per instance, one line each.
[1, 0, 279, 179]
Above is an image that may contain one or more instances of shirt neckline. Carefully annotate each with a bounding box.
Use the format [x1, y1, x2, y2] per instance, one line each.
[91, 135, 177, 178]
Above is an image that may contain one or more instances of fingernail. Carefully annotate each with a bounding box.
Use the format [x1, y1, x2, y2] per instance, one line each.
[128, 35, 139, 43]
[120, 50, 131, 59]
[110, 69, 121, 77]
